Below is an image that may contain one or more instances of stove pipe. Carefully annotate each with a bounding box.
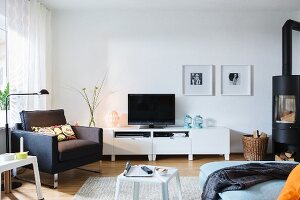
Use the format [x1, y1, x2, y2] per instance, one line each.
[282, 19, 300, 76]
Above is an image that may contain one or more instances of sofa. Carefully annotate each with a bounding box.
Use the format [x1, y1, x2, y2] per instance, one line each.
[199, 161, 297, 200]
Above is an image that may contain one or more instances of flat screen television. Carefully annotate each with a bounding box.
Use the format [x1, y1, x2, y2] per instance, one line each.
[128, 94, 175, 128]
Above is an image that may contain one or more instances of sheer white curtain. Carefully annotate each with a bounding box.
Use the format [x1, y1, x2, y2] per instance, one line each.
[6, 0, 51, 124]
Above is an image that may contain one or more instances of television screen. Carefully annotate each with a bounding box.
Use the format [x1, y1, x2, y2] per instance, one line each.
[128, 94, 175, 126]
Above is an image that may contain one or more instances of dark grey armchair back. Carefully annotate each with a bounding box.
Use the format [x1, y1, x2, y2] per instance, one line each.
[20, 109, 67, 131]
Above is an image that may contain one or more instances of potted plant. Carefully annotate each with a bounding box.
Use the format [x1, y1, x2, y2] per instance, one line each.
[78, 77, 106, 127]
[0, 83, 9, 126]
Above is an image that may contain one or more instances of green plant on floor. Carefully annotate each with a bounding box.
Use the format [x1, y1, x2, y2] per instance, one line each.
[0, 83, 9, 110]
[78, 76, 106, 127]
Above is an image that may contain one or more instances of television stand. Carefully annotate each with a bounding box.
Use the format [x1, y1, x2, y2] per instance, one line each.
[102, 127, 230, 161]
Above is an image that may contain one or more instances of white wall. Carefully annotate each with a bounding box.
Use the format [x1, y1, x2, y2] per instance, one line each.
[0, 0, 5, 152]
[294, 12, 300, 72]
[0, 0, 5, 30]
[52, 10, 300, 152]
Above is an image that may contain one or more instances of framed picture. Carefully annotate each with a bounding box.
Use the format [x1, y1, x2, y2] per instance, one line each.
[221, 65, 252, 95]
[182, 65, 214, 95]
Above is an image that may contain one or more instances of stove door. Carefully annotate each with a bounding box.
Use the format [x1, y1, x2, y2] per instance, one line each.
[275, 95, 296, 123]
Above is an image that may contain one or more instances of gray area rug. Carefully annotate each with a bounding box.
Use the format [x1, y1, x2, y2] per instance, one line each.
[74, 176, 201, 200]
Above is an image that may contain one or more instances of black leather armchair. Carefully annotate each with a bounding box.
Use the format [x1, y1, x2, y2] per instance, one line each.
[11, 109, 103, 188]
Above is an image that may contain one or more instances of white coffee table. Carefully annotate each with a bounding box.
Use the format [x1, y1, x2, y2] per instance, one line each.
[114, 166, 182, 200]
[0, 156, 44, 200]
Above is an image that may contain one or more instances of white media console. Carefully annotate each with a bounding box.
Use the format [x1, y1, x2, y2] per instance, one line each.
[103, 127, 230, 161]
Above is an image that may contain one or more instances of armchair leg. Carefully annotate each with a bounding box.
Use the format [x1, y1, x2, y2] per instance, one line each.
[53, 174, 58, 189]
[99, 160, 101, 173]
[76, 161, 101, 174]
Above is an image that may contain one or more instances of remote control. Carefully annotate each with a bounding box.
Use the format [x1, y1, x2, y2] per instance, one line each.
[123, 161, 131, 176]
[141, 166, 153, 174]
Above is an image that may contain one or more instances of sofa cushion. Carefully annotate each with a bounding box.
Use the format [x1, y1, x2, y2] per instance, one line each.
[200, 161, 298, 200]
[219, 180, 286, 200]
[278, 164, 300, 200]
[20, 109, 67, 131]
[58, 139, 99, 162]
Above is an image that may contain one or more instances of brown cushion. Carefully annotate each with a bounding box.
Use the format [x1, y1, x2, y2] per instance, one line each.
[20, 109, 67, 131]
[58, 139, 99, 162]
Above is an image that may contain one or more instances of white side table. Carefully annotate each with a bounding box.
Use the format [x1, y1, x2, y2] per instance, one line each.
[0, 156, 44, 200]
[115, 166, 182, 200]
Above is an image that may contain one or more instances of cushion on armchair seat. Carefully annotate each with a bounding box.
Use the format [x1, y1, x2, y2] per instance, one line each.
[58, 139, 100, 162]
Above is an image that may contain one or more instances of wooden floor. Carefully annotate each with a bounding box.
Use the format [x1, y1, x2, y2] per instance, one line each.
[1, 154, 244, 200]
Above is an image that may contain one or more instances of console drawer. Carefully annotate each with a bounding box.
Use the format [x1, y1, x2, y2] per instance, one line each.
[153, 137, 191, 154]
[113, 138, 152, 155]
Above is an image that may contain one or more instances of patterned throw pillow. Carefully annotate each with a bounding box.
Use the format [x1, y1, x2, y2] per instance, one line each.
[32, 124, 77, 142]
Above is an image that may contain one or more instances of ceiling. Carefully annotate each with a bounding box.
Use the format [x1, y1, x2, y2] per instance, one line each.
[40, 0, 300, 11]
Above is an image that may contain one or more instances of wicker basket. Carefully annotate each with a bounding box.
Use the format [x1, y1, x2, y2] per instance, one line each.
[242, 135, 269, 161]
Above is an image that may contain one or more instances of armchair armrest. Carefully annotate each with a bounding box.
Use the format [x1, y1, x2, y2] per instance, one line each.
[11, 129, 58, 173]
[71, 126, 103, 144]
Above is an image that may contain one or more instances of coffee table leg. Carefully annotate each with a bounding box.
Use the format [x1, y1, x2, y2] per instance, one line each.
[175, 172, 183, 200]
[161, 182, 169, 200]
[133, 182, 140, 200]
[115, 178, 121, 200]
[4, 170, 11, 193]
[32, 158, 44, 200]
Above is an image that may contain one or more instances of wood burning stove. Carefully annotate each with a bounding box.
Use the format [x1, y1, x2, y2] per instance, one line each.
[273, 19, 300, 161]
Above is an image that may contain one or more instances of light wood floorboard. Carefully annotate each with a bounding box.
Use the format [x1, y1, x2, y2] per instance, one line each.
[1, 154, 244, 200]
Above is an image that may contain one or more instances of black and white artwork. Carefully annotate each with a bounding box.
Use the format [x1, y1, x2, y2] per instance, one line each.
[221, 65, 252, 95]
[228, 73, 240, 85]
[183, 65, 213, 95]
[190, 73, 202, 85]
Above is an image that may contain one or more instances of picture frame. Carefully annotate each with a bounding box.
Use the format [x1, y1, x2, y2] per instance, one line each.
[182, 65, 214, 96]
[221, 65, 252, 96]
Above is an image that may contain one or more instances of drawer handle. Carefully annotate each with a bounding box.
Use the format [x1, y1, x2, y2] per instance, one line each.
[131, 138, 136, 140]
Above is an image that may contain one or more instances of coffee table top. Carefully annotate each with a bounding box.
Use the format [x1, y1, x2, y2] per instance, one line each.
[0, 156, 37, 171]
[117, 165, 179, 183]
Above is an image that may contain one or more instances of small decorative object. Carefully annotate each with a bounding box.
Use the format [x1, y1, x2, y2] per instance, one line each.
[204, 118, 216, 127]
[16, 152, 28, 160]
[221, 65, 252, 95]
[78, 75, 106, 127]
[111, 110, 120, 127]
[193, 115, 203, 128]
[184, 115, 193, 128]
[155, 167, 168, 176]
[182, 65, 214, 95]
[20, 137, 24, 152]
